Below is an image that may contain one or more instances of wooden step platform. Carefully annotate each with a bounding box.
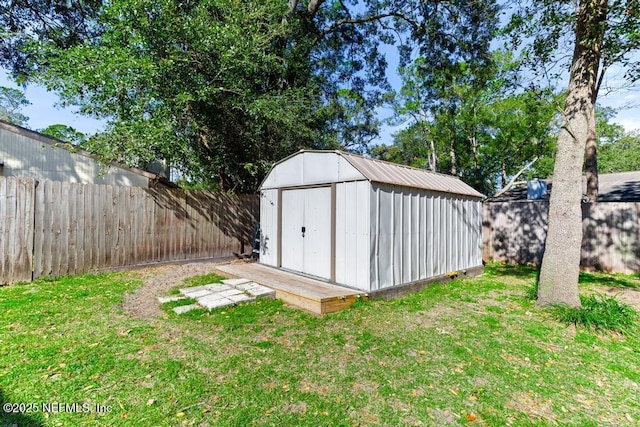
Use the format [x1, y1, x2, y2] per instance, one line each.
[215, 262, 366, 315]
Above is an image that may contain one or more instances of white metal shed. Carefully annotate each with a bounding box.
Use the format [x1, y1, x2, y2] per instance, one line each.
[259, 150, 483, 295]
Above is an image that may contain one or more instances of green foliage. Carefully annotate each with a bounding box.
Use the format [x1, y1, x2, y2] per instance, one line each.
[39, 123, 86, 145]
[27, 0, 334, 192]
[528, 107, 640, 175]
[380, 50, 559, 195]
[552, 294, 637, 334]
[599, 131, 640, 173]
[525, 282, 539, 301]
[2, 0, 504, 192]
[0, 85, 29, 125]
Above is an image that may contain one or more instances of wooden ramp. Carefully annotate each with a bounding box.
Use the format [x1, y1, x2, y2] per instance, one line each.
[215, 263, 365, 315]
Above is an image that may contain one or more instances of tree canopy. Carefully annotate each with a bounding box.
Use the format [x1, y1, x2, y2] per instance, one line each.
[375, 51, 559, 195]
[1, 0, 500, 191]
[0, 85, 29, 125]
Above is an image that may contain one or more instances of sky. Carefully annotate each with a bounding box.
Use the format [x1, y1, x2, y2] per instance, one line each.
[2, 58, 639, 142]
[0, 72, 106, 134]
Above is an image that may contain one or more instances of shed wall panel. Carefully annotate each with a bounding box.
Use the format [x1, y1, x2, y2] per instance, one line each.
[370, 184, 482, 289]
[261, 152, 365, 189]
[335, 181, 370, 290]
[259, 189, 278, 266]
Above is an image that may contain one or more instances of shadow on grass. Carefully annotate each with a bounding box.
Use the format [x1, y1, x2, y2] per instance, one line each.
[579, 271, 640, 290]
[485, 262, 538, 279]
[0, 389, 44, 426]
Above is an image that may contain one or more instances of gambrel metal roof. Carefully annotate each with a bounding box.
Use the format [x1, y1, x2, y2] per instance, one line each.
[260, 150, 483, 198]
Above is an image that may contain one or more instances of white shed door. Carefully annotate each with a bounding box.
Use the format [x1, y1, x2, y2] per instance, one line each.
[281, 187, 332, 280]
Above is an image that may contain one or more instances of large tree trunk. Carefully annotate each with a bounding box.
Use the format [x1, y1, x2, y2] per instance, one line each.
[538, 0, 607, 307]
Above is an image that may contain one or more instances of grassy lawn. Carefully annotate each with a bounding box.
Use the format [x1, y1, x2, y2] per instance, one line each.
[1, 264, 639, 426]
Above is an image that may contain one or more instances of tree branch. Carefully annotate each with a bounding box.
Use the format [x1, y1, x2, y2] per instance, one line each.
[318, 12, 420, 39]
[307, 0, 325, 16]
[491, 156, 539, 199]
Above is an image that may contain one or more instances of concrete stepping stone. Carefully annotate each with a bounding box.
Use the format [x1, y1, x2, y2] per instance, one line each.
[167, 276, 276, 314]
[243, 283, 275, 299]
[228, 293, 255, 303]
[173, 304, 201, 314]
[217, 289, 245, 298]
[198, 293, 226, 306]
[158, 295, 187, 304]
[204, 284, 234, 291]
[181, 289, 213, 298]
[200, 297, 235, 310]
[179, 285, 209, 293]
[222, 278, 251, 286]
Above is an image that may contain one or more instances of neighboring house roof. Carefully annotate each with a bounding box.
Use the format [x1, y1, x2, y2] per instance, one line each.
[261, 150, 483, 198]
[488, 171, 640, 202]
[0, 120, 175, 187]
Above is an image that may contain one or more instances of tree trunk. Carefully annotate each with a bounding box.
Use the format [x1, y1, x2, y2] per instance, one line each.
[538, 0, 608, 307]
[449, 140, 457, 176]
[429, 138, 437, 171]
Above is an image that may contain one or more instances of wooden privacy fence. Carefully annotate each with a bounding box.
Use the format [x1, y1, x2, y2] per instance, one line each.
[0, 176, 259, 284]
[483, 201, 640, 273]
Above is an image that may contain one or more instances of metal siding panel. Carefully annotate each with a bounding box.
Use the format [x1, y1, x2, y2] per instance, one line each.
[344, 183, 358, 286]
[475, 200, 482, 265]
[426, 195, 434, 278]
[303, 152, 340, 185]
[393, 189, 402, 286]
[466, 199, 473, 267]
[446, 197, 452, 272]
[378, 186, 393, 288]
[448, 196, 454, 272]
[335, 183, 347, 285]
[260, 151, 366, 190]
[259, 189, 278, 266]
[371, 185, 380, 291]
[303, 187, 332, 279]
[439, 195, 446, 276]
[1, 128, 151, 187]
[410, 192, 418, 281]
[281, 189, 305, 272]
[452, 196, 459, 272]
[336, 181, 371, 291]
[419, 193, 426, 280]
[402, 191, 412, 284]
[274, 155, 304, 188]
[356, 181, 370, 291]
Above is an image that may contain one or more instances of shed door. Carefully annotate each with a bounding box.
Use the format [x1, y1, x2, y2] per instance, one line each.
[281, 187, 332, 280]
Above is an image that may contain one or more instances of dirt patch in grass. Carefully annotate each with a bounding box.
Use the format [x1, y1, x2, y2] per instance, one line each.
[506, 391, 556, 423]
[600, 287, 640, 311]
[121, 261, 224, 318]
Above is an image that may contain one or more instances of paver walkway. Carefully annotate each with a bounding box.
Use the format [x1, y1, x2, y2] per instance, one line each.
[158, 278, 275, 314]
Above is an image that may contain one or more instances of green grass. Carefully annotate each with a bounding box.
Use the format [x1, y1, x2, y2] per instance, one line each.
[1, 264, 639, 426]
[552, 294, 637, 333]
[181, 272, 225, 288]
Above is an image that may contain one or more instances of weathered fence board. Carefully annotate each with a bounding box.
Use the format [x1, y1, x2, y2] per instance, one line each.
[0, 177, 35, 283]
[0, 176, 259, 284]
[483, 201, 640, 274]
